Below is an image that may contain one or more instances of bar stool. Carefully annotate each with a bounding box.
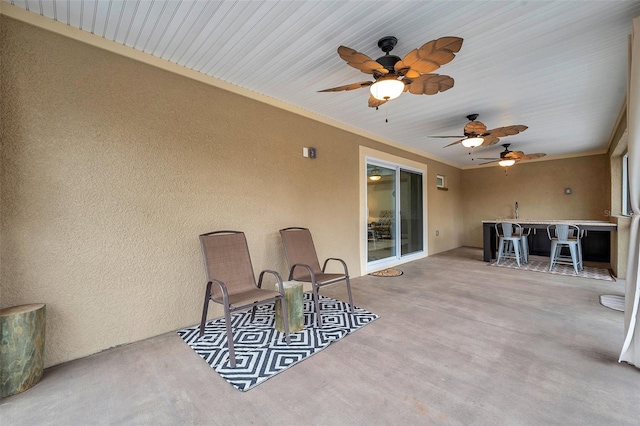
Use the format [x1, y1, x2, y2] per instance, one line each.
[547, 224, 583, 274]
[519, 227, 531, 263]
[495, 222, 523, 266]
[571, 227, 585, 267]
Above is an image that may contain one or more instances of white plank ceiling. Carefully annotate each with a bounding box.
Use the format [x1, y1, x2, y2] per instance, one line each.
[4, 0, 640, 168]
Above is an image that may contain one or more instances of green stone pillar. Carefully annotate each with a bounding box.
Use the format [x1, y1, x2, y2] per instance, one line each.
[1, 303, 46, 397]
[274, 281, 304, 333]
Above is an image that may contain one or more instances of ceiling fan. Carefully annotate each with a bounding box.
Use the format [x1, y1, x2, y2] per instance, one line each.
[477, 143, 546, 167]
[318, 35, 463, 108]
[429, 114, 528, 148]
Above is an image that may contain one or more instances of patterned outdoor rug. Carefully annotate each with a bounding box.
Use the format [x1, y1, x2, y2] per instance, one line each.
[177, 293, 378, 391]
[599, 295, 625, 312]
[490, 257, 614, 281]
[369, 268, 403, 277]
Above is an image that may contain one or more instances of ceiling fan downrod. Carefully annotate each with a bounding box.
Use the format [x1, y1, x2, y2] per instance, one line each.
[376, 36, 401, 72]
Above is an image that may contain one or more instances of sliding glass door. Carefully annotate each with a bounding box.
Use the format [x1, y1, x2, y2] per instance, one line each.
[367, 164, 397, 262]
[400, 169, 423, 256]
[366, 160, 424, 266]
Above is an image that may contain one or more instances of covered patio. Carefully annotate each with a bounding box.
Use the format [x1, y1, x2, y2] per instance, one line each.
[2, 248, 636, 425]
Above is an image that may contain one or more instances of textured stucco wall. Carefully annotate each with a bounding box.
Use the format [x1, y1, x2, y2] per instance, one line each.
[461, 155, 611, 248]
[427, 161, 464, 254]
[0, 17, 464, 367]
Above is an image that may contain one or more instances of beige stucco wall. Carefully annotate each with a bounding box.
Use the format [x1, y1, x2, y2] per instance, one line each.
[428, 163, 464, 254]
[0, 17, 464, 367]
[461, 155, 611, 248]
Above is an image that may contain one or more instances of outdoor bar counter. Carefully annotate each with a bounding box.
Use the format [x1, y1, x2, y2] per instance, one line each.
[482, 220, 617, 262]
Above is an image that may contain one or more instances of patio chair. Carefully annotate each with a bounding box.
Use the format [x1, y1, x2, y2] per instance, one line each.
[198, 230, 290, 367]
[279, 227, 354, 327]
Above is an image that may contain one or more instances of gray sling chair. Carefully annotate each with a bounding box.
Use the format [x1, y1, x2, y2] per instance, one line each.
[198, 231, 290, 368]
[279, 227, 354, 327]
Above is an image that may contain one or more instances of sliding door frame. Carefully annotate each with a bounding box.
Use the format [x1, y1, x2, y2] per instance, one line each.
[359, 146, 428, 275]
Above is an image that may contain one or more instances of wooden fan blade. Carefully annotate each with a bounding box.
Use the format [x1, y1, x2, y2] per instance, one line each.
[395, 36, 463, 75]
[394, 57, 419, 76]
[403, 69, 421, 79]
[485, 125, 528, 138]
[431, 36, 464, 54]
[505, 151, 525, 159]
[480, 136, 500, 146]
[479, 159, 500, 165]
[395, 52, 441, 74]
[338, 46, 388, 75]
[443, 138, 465, 147]
[464, 121, 486, 134]
[519, 153, 546, 161]
[318, 81, 373, 92]
[406, 74, 454, 95]
[368, 95, 387, 108]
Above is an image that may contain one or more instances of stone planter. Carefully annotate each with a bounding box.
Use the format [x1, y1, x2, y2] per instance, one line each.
[1, 304, 46, 397]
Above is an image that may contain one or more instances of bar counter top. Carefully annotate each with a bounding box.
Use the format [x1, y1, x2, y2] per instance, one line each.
[482, 219, 616, 227]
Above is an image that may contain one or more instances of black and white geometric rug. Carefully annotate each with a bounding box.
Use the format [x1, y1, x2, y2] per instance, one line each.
[177, 293, 378, 392]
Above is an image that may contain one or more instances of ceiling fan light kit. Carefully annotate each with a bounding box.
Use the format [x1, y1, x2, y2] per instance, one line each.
[369, 166, 382, 181]
[370, 76, 405, 101]
[498, 159, 516, 167]
[461, 137, 484, 148]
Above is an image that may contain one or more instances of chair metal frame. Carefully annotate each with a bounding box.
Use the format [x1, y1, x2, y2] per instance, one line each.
[495, 222, 524, 266]
[279, 227, 354, 327]
[520, 227, 532, 263]
[547, 224, 583, 274]
[198, 230, 290, 368]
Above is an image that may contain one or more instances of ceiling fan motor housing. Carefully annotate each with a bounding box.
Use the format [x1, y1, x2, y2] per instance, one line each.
[376, 54, 401, 73]
[500, 144, 512, 158]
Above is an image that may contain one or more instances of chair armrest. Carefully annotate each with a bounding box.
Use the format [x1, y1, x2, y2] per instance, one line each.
[207, 279, 229, 306]
[322, 258, 349, 276]
[257, 269, 284, 292]
[289, 263, 315, 281]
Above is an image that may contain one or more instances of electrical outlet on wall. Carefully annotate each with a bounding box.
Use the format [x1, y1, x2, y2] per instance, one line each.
[302, 147, 309, 157]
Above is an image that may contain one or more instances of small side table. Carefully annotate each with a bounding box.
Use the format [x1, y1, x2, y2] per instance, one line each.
[1, 303, 46, 397]
[274, 281, 304, 333]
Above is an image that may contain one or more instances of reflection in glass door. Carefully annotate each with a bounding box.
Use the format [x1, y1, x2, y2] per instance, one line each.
[367, 162, 424, 264]
[400, 169, 423, 256]
[367, 164, 396, 262]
